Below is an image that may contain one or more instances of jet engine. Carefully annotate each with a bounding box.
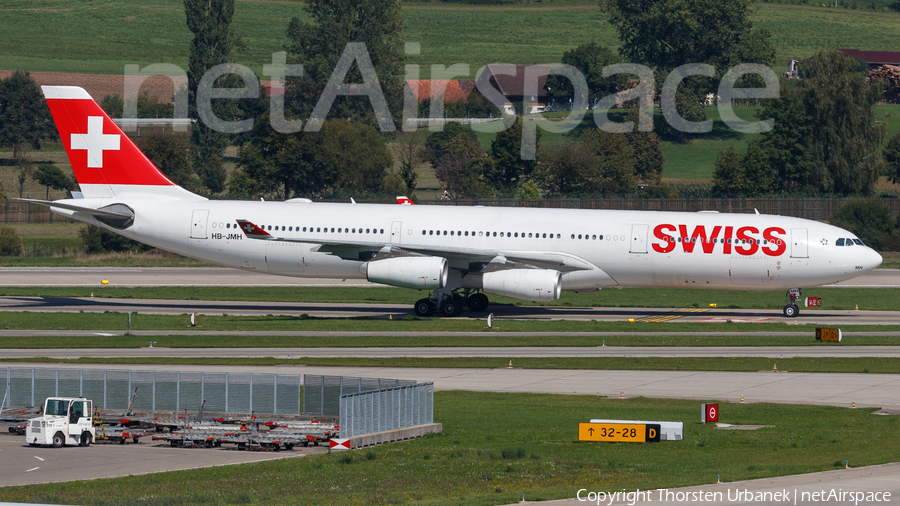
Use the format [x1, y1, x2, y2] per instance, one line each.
[464, 269, 562, 302]
[364, 256, 448, 289]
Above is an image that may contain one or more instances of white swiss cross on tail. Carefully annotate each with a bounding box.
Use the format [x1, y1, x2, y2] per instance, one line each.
[71, 116, 120, 168]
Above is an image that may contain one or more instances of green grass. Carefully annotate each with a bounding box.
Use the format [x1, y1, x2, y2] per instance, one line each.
[1, 285, 897, 310]
[3, 2, 900, 76]
[0, 392, 896, 506]
[10, 355, 900, 374]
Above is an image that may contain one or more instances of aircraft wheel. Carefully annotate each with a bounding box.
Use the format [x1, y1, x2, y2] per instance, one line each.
[52, 432, 65, 448]
[466, 293, 489, 312]
[414, 299, 435, 317]
[441, 297, 463, 317]
[783, 304, 799, 318]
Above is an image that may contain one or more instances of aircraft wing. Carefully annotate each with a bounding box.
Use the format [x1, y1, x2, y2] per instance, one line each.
[235, 219, 593, 272]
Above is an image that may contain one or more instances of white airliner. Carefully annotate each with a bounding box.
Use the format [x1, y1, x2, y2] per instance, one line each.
[20, 86, 882, 318]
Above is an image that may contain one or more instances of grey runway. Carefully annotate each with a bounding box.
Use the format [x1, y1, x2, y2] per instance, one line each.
[4, 295, 900, 324]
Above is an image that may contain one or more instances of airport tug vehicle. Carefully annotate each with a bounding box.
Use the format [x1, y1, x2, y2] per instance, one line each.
[26, 397, 95, 448]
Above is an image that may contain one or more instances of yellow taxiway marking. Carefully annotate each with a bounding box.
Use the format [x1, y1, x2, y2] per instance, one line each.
[635, 309, 707, 322]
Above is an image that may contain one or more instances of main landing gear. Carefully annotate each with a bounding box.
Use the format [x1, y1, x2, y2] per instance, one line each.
[783, 288, 802, 318]
[414, 290, 490, 317]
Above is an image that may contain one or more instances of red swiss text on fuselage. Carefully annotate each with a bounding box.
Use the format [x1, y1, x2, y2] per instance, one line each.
[651, 224, 786, 256]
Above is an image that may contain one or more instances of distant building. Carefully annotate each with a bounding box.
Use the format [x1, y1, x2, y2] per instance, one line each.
[480, 64, 551, 112]
[838, 49, 900, 69]
[405, 80, 475, 103]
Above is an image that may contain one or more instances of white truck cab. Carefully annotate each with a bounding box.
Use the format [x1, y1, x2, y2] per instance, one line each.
[26, 397, 95, 448]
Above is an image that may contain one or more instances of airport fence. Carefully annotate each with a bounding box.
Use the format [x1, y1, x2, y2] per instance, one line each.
[339, 382, 434, 438]
[2, 367, 302, 416]
[303, 374, 416, 417]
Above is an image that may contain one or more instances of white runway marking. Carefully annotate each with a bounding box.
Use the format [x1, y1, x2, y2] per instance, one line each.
[34, 456, 44, 462]
[25, 467, 39, 472]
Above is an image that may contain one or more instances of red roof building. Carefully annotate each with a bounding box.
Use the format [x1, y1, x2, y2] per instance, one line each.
[838, 49, 900, 67]
[406, 80, 476, 103]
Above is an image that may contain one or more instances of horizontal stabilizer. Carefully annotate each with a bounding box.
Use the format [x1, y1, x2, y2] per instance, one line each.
[13, 198, 133, 219]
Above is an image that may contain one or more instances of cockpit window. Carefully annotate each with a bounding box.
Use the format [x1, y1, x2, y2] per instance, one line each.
[852, 239, 864, 246]
[836, 238, 845, 246]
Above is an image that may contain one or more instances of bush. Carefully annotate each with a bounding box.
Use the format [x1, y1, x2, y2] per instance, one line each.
[0, 226, 22, 256]
[828, 199, 896, 251]
[79, 225, 152, 254]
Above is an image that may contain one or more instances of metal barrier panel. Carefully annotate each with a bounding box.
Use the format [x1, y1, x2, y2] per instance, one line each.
[253, 374, 275, 415]
[9, 368, 33, 407]
[304, 375, 416, 417]
[227, 373, 251, 414]
[339, 383, 434, 438]
[82, 369, 105, 404]
[303, 374, 323, 415]
[202, 372, 227, 413]
[178, 372, 202, 413]
[154, 371, 178, 411]
[275, 375, 301, 415]
[1, 367, 307, 415]
[131, 371, 155, 411]
[106, 370, 130, 411]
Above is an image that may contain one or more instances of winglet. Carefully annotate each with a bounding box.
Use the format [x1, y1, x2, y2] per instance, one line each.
[397, 196, 415, 205]
[235, 219, 273, 240]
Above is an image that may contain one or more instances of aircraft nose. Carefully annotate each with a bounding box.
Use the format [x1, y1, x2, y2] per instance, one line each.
[867, 247, 883, 270]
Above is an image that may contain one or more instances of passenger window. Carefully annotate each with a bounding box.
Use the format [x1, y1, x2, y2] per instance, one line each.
[528, 233, 533, 238]
[465, 231, 469, 236]
[493, 232, 497, 237]
[380, 229, 384, 234]
[571, 234, 575, 239]
[429, 230, 433, 235]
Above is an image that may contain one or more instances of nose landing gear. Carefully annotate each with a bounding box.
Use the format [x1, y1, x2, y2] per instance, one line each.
[784, 288, 802, 318]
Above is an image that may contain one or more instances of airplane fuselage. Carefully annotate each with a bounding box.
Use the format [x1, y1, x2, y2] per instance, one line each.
[53, 198, 880, 293]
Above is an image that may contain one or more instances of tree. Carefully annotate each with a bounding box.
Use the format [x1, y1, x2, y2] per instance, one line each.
[714, 52, 886, 195]
[394, 130, 428, 193]
[711, 146, 746, 195]
[425, 122, 478, 167]
[136, 130, 196, 189]
[489, 119, 540, 192]
[800, 52, 885, 194]
[34, 164, 75, 199]
[605, 0, 775, 77]
[624, 109, 664, 183]
[580, 128, 636, 194]
[285, 0, 405, 128]
[237, 117, 393, 199]
[534, 138, 598, 195]
[0, 70, 54, 163]
[829, 199, 895, 251]
[535, 130, 635, 195]
[546, 42, 624, 106]
[184, 0, 240, 193]
[100, 94, 124, 118]
[884, 131, 900, 184]
[434, 135, 493, 196]
[0, 226, 22, 257]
